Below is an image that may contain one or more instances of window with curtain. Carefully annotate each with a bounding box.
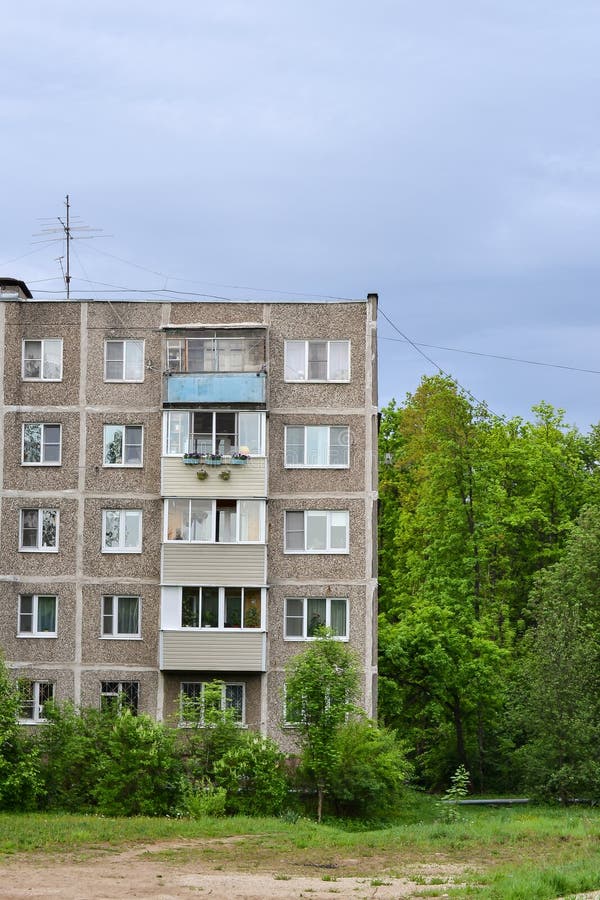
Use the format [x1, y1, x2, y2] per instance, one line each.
[284, 597, 348, 640]
[165, 499, 265, 543]
[101, 596, 140, 637]
[18, 594, 57, 636]
[22, 423, 62, 465]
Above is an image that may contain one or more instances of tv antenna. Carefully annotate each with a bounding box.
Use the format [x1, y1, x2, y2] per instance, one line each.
[33, 195, 104, 299]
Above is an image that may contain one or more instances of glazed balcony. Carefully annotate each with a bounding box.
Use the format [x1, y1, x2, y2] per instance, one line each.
[164, 372, 266, 405]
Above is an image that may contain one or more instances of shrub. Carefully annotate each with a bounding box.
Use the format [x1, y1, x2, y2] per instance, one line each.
[326, 717, 411, 818]
[37, 702, 110, 811]
[0, 656, 44, 811]
[93, 710, 182, 816]
[214, 733, 289, 816]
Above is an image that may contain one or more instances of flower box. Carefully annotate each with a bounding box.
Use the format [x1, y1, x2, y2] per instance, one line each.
[205, 457, 222, 467]
[229, 456, 248, 465]
[182, 457, 200, 465]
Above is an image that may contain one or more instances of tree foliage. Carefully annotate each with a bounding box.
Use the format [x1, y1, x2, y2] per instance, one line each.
[378, 376, 591, 789]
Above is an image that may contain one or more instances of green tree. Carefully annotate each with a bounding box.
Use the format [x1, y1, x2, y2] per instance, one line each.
[0, 657, 43, 810]
[284, 631, 360, 821]
[378, 376, 589, 789]
[511, 506, 600, 800]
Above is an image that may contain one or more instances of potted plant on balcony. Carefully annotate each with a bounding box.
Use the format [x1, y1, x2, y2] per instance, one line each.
[244, 605, 260, 628]
[205, 453, 222, 467]
[196, 467, 208, 481]
[219, 468, 231, 481]
[183, 452, 202, 465]
[230, 448, 250, 466]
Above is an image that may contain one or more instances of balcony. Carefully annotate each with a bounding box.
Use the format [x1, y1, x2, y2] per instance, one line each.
[164, 372, 266, 405]
[161, 629, 266, 671]
[161, 543, 266, 585]
[161, 457, 266, 498]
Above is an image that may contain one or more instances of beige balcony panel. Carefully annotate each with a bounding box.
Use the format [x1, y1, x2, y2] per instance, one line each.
[161, 457, 266, 498]
[161, 543, 266, 585]
[161, 630, 266, 671]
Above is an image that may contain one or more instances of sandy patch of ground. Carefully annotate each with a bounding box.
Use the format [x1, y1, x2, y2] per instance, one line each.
[0, 839, 471, 899]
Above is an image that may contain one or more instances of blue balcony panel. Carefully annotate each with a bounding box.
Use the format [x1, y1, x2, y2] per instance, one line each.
[165, 373, 266, 404]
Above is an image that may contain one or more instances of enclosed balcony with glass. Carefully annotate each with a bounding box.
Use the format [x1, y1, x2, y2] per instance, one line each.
[163, 329, 267, 404]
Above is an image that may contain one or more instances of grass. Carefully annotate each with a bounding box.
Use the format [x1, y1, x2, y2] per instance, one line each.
[1, 795, 600, 898]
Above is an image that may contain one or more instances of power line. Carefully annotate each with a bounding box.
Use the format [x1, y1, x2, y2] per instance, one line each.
[378, 304, 496, 414]
[380, 336, 600, 376]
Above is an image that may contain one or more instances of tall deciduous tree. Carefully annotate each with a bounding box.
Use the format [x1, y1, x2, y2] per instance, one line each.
[378, 376, 590, 789]
[512, 505, 600, 800]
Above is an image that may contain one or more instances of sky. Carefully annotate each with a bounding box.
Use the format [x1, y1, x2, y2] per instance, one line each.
[2, 1, 600, 429]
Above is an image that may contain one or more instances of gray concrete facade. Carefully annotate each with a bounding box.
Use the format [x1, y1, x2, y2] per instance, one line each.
[0, 294, 378, 741]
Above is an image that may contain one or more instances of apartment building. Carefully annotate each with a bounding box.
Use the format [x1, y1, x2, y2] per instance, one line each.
[0, 282, 378, 742]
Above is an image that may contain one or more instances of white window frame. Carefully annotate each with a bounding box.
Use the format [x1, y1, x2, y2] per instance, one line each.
[18, 594, 58, 638]
[104, 339, 145, 383]
[18, 680, 55, 724]
[21, 423, 62, 466]
[163, 410, 266, 457]
[101, 595, 141, 639]
[22, 339, 63, 382]
[179, 681, 245, 726]
[284, 339, 350, 383]
[284, 597, 349, 641]
[177, 585, 265, 630]
[103, 424, 144, 467]
[102, 509, 143, 553]
[284, 509, 349, 554]
[19, 508, 59, 553]
[100, 680, 139, 714]
[284, 425, 349, 468]
[164, 499, 265, 544]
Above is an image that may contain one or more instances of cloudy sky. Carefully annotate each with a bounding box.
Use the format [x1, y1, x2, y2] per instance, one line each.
[2, 2, 600, 428]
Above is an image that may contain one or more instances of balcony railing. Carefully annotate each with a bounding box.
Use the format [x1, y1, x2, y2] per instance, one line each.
[160, 629, 266, 671]
[164, 372, 266, 404]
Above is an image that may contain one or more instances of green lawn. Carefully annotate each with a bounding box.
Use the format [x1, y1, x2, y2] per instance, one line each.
[1, 797, 600, 899]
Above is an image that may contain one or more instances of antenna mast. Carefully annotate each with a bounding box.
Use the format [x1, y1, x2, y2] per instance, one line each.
[59, 194, 72, 299]
[33, 197, 103, 299]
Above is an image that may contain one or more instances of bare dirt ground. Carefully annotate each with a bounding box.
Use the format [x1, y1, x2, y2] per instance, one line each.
[0, 838, 472, 899]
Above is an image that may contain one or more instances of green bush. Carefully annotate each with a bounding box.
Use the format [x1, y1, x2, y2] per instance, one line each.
[93, 711, 182, 816]
[178, 782, 228, 818]
[0, 657, 44, 811]
[214, 733, 289, 816]
[325, 717, 411, 819]
[37, 702, 110, 811]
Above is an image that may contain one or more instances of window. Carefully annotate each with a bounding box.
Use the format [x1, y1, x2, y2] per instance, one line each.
[284, 597, 348, 640]
[180, 586, 263, 629]
[284, 340, 350, 382]
[179, 681, 244, 725]
[101, 595, 141, 638]
[166, 330, 265, 374]
[100, 681, 139, 714]
[103, 425, 143, 466]
[284, 510, 349, 553]
[22, 423, 62, 465]
[165, 499, 265, 543]
[285, 425, 349, 467]
[18, 680, 54, 723]
[22, 339, 63, 381]
[164, 410, 265, 456]
[102, 509, 142, 552]
[19, 508, 59, 552]
[18, 594, 57, 637]
[104, 340, 144, 382]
